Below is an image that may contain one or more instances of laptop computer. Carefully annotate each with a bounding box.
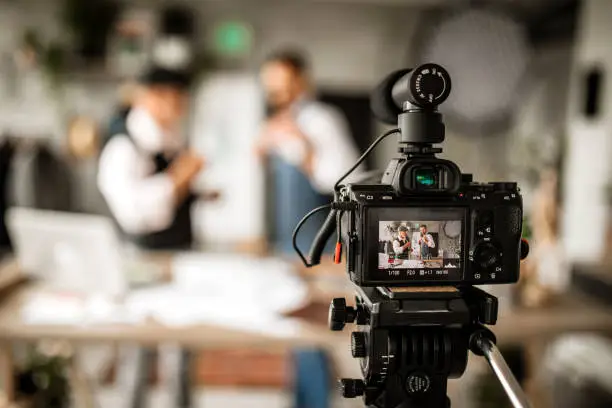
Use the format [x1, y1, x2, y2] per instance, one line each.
[7, 207, 128, 297]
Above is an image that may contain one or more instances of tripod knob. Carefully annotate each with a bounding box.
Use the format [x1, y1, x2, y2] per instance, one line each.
[329, 298, 357, 331]
[339, 378, 365, 398]
[351, 332, 367, 358]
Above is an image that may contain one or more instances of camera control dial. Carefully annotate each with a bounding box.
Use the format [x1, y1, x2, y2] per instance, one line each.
[471, 242, 502, 274]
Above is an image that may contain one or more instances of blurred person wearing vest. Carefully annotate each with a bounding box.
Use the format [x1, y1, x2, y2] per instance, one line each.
[98, 67, 204, 250]
[98, 67, 202, 408]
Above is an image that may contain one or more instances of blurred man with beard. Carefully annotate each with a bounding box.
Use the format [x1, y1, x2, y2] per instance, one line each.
[257, 50, 360, 254]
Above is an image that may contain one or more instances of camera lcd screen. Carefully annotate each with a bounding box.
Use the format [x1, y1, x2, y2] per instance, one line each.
[366, 207, 466, 283]
[378, 219, 462, 273]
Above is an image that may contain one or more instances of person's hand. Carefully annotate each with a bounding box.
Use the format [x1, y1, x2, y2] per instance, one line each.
[168, 151, 204, 184]
[256, 111, 311, 155]
[267, 111, 303, 139]
[254, 128, 275, 158]
[402, 242, 411, 250]
[167, 151, 204, 202]
[255, 112, 287, 157]
[201, 190, 222, 202]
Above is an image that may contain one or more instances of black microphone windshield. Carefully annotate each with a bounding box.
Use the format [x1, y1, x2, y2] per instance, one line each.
[370, 69, 412, 125]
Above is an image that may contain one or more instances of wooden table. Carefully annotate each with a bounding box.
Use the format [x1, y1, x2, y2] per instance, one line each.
[0, 259, 351, 404]
[492, 294, 612, 343]
[0, 284, 346, 350]
[1, 258, 612, 406]
[1, 284, 611, 349]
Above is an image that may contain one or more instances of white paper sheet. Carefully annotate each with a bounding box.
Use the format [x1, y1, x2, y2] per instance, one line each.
[22, 255, 307, 338]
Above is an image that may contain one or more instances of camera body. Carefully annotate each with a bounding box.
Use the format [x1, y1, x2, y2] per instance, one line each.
[341, 157, 523, 287]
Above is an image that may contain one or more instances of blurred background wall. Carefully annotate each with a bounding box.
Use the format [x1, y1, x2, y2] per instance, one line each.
[0, 0, 577, 247]
[0, 0, 557, 212]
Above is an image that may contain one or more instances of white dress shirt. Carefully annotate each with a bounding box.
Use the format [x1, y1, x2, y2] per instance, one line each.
[416, 233, 436, 249]
[271, 99, 361, 194]
[98, 107, 182, 235]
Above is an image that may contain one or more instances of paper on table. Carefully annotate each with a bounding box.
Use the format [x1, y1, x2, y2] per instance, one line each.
[23, 288, 302, 338]
[23, 254, 307, 338]
[170, 254, 309, 314]
[22, 292, 142, 326]
[22, 292, 86, 325]
[125, 254, 309, 337]
[125, 286, 302, 337]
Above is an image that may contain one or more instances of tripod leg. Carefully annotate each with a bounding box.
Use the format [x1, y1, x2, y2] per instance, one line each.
[477, 337, 531, 408]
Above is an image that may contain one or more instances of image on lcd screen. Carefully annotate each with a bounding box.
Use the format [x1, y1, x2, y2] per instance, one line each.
[378, 220, 462, 269]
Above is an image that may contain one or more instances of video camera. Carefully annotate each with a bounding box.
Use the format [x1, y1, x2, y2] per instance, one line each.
[294, 64, 531, 408]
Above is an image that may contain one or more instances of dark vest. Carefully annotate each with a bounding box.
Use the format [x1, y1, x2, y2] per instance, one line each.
[395, 239, 410, 259]
[104, 109, 193, 250]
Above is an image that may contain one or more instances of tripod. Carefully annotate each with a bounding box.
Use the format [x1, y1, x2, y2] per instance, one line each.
[329, 286, 531, 408]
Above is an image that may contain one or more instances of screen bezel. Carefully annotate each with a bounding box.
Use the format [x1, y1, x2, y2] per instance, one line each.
[364, 206, 469, 285]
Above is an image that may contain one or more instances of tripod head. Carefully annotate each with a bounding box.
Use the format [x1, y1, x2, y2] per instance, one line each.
[329, 287, 501, 408]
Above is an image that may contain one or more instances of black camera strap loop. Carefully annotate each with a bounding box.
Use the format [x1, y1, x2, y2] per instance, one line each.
[293, 202, 360, 268]
[292, 204, 333, 267]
